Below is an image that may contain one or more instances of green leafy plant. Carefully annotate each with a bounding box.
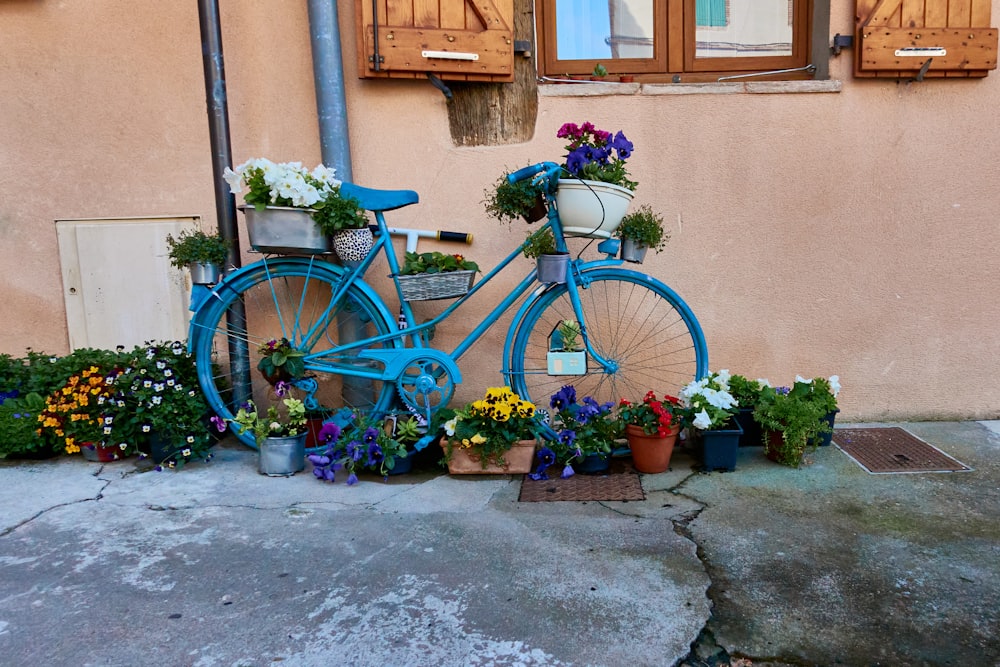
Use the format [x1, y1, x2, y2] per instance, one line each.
[308, 411, 423, 483]
[256, 337, 306, 381]
[592, 63, 608, 78]
[753, 381, 831, 467]
[522, 227, 558, 259]
[618, 390, 683, 436]
[166, 229, 229, 268]
[616, 205, 668, 252]
[400, 251, 479, 276]
[228, 397, 307, 444]
[679, 370, 740, 430]
[727, 374, 767, 412]
[437, 386, 543, 469]
[0, 392, 46, 459]
[311, 186, 370, 233]
[801, 375, 841, 415]
[484, 172, 547, 224]
[557, 319, 582, 351]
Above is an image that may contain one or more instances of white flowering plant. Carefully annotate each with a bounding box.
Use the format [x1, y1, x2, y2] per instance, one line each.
[227, 397, 307, 444]
[679, 369, 740, 430]
[223, 157, 369, 232]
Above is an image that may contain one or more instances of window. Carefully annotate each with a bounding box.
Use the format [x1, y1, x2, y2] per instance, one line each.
[537, 0, 820, 82]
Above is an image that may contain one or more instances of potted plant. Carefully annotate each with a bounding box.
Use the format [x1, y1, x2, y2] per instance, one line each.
[310, 186, 372, 263]
[437, 386, 542, 474]
[223, 157, 341, 254]
[616, 205, 668, 264]
[753, 380, 831, 468]
[397, 251, 480, 301]
[105, 341, 215, 470]
[36, 364, 121, 460]
[484, 172, 547, 224]
[804, 375, 841, 447]
[618, 390, 684, 473]
[728, 374, 768, 447]
[680, 370, 742, 472]
[522, 228, 568, 284]
[0, 391, 47, 460]
[546, 384, 621, 475]
[307, 411, 420, 483]
[547, 319, 586, 375]
[555, 121, 636, 238]
[165, 229, 229, 284]
[591, 62, 608, 80]
[256, 337, 307, 385]
[227, 397, 309, 476]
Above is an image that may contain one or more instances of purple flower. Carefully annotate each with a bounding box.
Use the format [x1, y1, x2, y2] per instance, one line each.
[367, 442, 384, 466]
[612, 131, 633, 159]
[274, 381, 290, 397]
[210, 415, 227, 433]
[529, 447, 556, 481]
[363, 427, 379, 444]
[347, 473, 358, 486]
[550, 385, 576, 411]
[347, 440, 364, 462]
[318, 422, 341, 444]
[307, 454, 331, 466]
[561, 464, 575, 478]
[558, 429, 576, 447]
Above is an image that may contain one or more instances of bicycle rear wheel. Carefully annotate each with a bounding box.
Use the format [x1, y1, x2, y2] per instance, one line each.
[507, 268, 708, 407]
[188, 257, 398, 447]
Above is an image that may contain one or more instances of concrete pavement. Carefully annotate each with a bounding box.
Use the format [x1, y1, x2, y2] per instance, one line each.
[0, 421, 997, 666]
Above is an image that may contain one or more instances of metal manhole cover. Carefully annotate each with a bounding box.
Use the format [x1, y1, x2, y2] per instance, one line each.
[834, 427, 972, 474]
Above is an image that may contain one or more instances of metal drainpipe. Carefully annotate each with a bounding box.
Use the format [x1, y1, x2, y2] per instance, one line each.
[307, 0, 375, 409]
[198, 0, 251, 406]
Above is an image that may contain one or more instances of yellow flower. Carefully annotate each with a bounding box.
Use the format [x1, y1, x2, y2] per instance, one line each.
[471, 433, 486, 445]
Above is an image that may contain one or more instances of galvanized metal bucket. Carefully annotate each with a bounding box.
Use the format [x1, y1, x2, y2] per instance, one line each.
[258, 433, 307, 476]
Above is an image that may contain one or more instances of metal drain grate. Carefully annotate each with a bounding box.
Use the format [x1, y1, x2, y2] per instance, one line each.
[834, 427, 972, 474]
[518, 460, 645, 502]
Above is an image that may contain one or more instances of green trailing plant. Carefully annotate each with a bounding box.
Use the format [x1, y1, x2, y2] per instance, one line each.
[728, 374, 767, 411]
[753, 381, 832, 467]
[484, 172, 547, 224]
[166, 229, 229, 268]
[400, 251, 479, 275]
[228, 397, 308, 444]
[522, 227, 558, 259]
[616, 205, 668, 252]
[0, 392, 46, 459]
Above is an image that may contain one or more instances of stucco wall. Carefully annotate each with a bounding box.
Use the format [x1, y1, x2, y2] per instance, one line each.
[2, 0, 998, 421]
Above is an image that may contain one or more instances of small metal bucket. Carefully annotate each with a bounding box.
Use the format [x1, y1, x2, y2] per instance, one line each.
[258, 434, 307, 476]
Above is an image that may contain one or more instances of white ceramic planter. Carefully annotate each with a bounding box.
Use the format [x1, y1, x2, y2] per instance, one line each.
[555, 179, 634, 239]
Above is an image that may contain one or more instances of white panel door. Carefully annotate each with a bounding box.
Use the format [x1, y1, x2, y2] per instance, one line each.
[56, 217, 200, 350]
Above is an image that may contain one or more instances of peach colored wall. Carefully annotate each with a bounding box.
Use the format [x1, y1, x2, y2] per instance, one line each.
[2, 0, 998, 421]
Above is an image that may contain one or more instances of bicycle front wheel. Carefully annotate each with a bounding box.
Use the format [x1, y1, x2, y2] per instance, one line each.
[188, 257, 398, 447]
[507, 268, 708, 407]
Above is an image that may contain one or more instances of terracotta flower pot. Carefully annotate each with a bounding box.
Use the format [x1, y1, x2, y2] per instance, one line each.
[626, 424, 679, 473]
[440, 438, 536, 474]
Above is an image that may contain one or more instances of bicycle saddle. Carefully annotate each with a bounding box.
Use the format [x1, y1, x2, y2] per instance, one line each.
[339, 182, 419, 212]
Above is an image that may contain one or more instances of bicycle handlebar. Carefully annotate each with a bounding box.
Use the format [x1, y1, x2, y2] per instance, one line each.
[507, 161, 561, 188]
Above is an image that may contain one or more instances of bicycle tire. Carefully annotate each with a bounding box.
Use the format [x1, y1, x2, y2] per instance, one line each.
[507, 268, 708, 408]
[188, 257, 398, 448]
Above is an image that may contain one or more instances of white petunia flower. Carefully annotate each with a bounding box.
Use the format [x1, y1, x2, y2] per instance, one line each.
[692, 410, 712, 430]
[795, 375, 813, 384]
[828, 375, 841, 397]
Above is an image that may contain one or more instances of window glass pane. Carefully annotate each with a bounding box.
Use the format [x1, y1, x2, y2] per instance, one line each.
[695, 0, 792, 58]
[556, 0, 654, 61]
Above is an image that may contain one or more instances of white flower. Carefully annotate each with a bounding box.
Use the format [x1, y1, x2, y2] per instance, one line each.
[186, 435, 195, 443]
[223, 166, 244, 194]
[692, 410, 712, 430]
[444, 418, 457, 437]
[143, 380, 152, 388]
[795, 375, 813, 384]
[757, 378, 771, 388]
[152, 396, 162, 405]
[715, 368, 731, 389]
[828, 375, 841, 397]
[269, 421, 282, 432]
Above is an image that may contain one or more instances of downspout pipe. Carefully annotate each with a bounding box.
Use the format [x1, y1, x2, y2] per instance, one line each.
[197, 0, 241, 267]
[307, 0, 353, 179]
[198, 0, 251, 406]
[308, 0, 375, 408]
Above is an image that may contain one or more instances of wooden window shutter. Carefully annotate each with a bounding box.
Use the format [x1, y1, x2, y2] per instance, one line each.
[856, 0, 998, 78]
[356, 0, 514, 82]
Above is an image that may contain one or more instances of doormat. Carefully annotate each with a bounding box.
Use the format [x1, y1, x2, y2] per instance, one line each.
[518, 459, 645, 502]
[834, 427, 972, 474]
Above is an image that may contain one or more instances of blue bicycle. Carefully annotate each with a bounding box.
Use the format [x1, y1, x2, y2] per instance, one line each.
[188, 162, 708, 447]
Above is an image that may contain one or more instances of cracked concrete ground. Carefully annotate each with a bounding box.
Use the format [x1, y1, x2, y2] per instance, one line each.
[1, 421, 998, 666]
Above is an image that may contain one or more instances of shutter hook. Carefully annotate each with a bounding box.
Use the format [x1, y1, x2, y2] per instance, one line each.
[426, 73, 453, 100]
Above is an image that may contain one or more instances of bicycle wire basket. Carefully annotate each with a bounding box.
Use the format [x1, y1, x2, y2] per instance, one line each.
[397, 270, 476, 301]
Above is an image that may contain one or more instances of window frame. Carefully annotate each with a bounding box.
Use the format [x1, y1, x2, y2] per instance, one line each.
[536, 0, 823, 83]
